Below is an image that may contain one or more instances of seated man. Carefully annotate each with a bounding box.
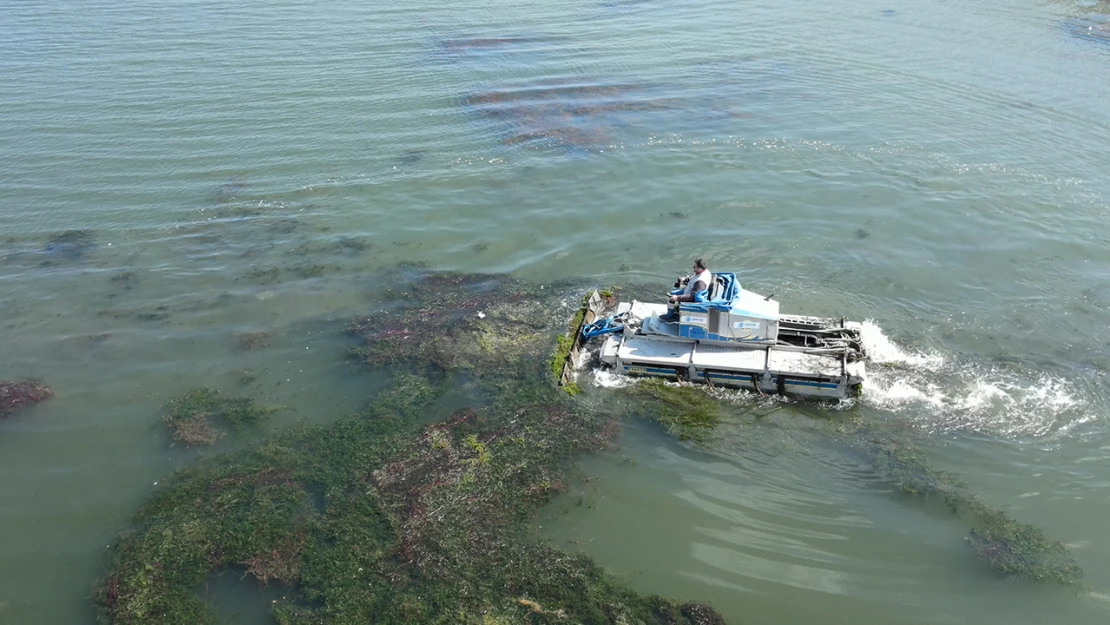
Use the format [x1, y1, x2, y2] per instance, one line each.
[661, 259, 713, 322]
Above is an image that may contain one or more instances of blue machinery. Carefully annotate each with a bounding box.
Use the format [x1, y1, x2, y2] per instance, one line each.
[565, 273, 867, 399]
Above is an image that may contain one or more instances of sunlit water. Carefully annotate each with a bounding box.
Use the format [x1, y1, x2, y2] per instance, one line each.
[1, 0, 1109, 622]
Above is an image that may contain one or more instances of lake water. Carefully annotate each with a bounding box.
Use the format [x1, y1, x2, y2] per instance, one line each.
[2, 0, 1110, 622]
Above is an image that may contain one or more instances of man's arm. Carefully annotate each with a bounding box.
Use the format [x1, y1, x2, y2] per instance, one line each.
[671, 276, 710, 303]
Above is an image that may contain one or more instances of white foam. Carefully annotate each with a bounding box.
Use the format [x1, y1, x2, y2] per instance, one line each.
[592, 367, 633, 388]
[859, 320, 943, 369]
[857, 321, 1086, 438]
[864, 364, 1083, 438]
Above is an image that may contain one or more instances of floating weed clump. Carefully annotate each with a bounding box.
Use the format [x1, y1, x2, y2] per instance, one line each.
[0, 378, 54, 419]
[162, 388, 280, 447]
[629, 378, 721, 441]
[235, 330, 272, 351]
[871, 442, 1083, 587]
[347, 271, 551, 379]
[99, 370, 726, 624]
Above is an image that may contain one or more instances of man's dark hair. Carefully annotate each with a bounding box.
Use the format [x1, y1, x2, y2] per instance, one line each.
[694, 258, 707, 271]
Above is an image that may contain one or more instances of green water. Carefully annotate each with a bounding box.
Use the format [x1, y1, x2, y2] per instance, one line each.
[2, 0, 1110, 622]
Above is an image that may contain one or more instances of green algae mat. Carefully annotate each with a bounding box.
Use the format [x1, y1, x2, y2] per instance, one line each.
[96, 271, 729, 625]
[95, 270, 1082, 625]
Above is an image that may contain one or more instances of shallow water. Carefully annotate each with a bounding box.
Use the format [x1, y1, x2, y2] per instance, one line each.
[1, 0, 1109, 622]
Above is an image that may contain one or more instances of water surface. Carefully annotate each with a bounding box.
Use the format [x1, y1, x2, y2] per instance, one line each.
[2, 0, 1110, 622]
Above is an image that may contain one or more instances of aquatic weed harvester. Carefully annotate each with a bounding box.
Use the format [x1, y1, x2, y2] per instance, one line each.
[562, 272, 867, 399]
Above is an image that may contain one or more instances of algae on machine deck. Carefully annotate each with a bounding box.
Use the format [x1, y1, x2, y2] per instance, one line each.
[95, 271, 729, 625]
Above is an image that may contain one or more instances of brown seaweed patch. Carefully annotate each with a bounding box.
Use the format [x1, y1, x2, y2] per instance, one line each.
[462, 81, 678, 149]
[242, 530, 305, 585]
[0, 379, 54, 418]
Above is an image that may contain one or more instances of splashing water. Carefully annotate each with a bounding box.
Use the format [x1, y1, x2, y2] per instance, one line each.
[582, 318, 1089, 438]
[859, 322, 1087, 438]
[859, 320, 944, 369]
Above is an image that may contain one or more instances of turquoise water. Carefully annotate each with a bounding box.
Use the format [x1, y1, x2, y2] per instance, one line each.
[2, 0, 1110, 622]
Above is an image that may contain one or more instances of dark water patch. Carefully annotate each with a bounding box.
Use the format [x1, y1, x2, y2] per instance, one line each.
[43, 229, 96, 262]
[441, 36, 555, 52]
[1064, 14, 1110, 45]
[431, 35, 568, 71]
[336, 236, 371, 253]
[97, 306, 170, 323]
[599, 0, 653, 13]
[395, 149, 427, 166]
[236, 331, 273, 351]
[96, 292, 235, 324]
[292, 264, 327, 279]
[265, 218, 302, 236]
[214, 180, 250, 205]
[242, 266, 282, 285]
[238, 261, 341, 285]
[109, 271, 139, 289]
[201, 567, 292, 625]
[231, 368, 259, 387]
[462, 80, 680, 150]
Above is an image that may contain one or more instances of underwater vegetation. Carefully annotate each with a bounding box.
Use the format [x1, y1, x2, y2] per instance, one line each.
[440, 36, 554, 53]
[869, 441, 1083, 587]
[161, 388, 280, 447]
[620, 373, 1084, 587]
[0, 379, 53, 419]
[44, 229, 97, 262]
[97, 271, 728, 624]
[97, 271, 1086, 625]
[347, 270, 553, 381]
[461, 80, 679, 150]
[626, 378, 721, 441]
[235, 330, 273, 351]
